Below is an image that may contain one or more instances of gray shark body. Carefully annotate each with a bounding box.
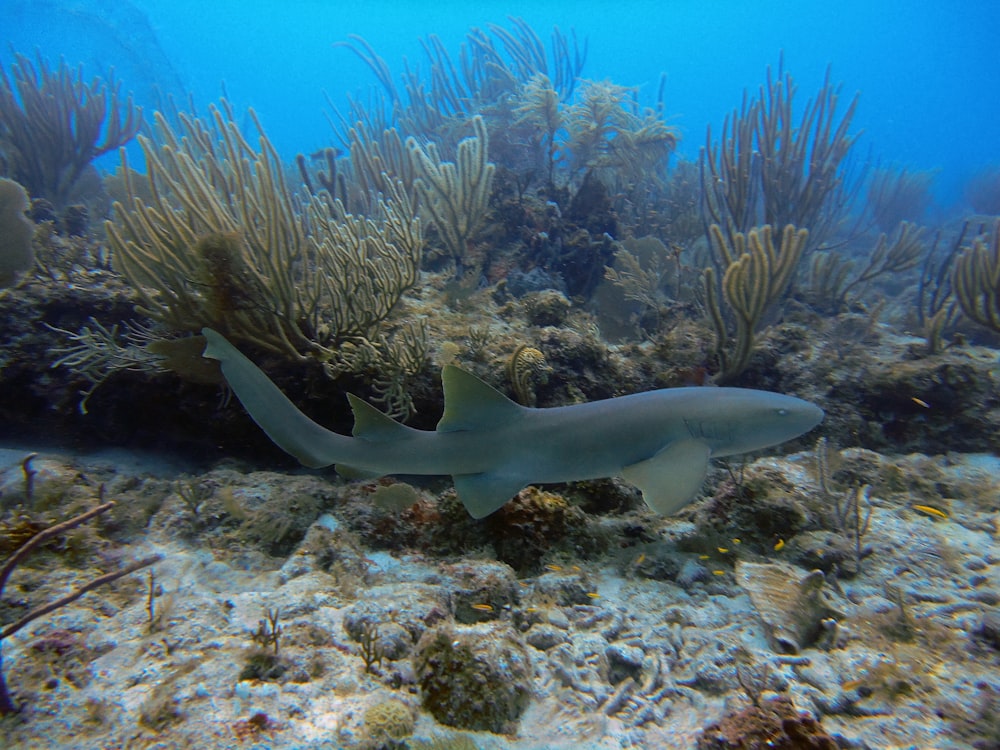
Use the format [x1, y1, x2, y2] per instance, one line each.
[202, 328, 823, 518]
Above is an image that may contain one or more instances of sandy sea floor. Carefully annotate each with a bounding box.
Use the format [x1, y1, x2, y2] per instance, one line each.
[0, 443, 998, 749]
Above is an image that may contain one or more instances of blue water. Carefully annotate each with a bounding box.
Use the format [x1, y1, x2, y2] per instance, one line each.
[2, 0, 998, 207]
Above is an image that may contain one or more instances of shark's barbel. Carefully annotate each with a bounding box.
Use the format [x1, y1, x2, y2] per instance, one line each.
[202, 328, 823, 518]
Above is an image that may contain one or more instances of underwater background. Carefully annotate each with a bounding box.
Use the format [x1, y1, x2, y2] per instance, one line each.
[1, 1, 1000, 749]
[3, 0, 999, 203]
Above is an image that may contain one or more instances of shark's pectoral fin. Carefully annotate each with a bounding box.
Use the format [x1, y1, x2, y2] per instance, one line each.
[622, 439, 711, 515]
[453, 472, 527, 519]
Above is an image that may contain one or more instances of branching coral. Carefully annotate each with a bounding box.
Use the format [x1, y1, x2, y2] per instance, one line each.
[702, 60, 859, 252]
[953, 220, 1000, 334]
[0, 52, 141, 207]
[409, 115, 495, 273]
[807, 221, 927, 311]
[704, 223, 809, 382]
[338, 18, 586, 136]
[97, 102, 428, 415]
[515, 73, 562, 183]
[867, 166, 934, 231]
[564, 79, 677, 186]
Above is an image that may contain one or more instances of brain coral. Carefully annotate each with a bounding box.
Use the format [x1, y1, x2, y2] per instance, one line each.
[414, 622, 532, 733]
[362, 698, 415, 745]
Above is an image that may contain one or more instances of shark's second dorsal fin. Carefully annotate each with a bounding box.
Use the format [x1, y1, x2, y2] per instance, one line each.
[339, 394, 410, 480]
[437, 365, 524, 433]
[348, 393, 413, 442]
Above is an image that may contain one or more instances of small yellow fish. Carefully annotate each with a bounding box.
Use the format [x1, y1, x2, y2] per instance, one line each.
[774, 538, 785, 551]
[717, 547, 729, 553]
[586, 592, 600, 599]
[911, 397, 930, 408]
[634, 553, 646, 565]
[712, 570, 726, 576]
[545, 564, 563, 572]
[471, 603, 494, 612]
[732, 538, 741, 545]
[841, 679, 865, 691]
[525, 606, 538, 612]
[571, 565, 581, 572]
[913, 504, 948, 520]
[699, 554, 710, 560]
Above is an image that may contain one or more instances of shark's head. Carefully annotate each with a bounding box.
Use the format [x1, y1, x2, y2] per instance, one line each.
[697, 388, 825, 457]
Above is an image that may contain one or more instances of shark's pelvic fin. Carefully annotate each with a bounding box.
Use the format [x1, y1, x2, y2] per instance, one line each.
[335, 464, 384, 480]
[621, 438, 711, 514]
[437, 365, 524, 432]
[453, 472, 528, 519]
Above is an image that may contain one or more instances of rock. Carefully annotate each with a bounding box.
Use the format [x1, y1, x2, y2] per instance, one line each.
[526, 623, 568, 651]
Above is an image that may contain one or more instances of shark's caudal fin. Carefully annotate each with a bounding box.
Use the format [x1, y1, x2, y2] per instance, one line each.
[437, 365, 529, 519]
[202, 328, 345, 468]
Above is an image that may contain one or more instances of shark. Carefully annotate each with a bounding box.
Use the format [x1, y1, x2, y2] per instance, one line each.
[201, 328, 824, 519]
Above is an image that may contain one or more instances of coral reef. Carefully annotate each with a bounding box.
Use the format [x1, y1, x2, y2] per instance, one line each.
[1, 15, 1000, 750]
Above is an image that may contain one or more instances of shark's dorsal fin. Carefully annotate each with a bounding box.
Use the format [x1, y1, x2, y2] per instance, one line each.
[437, 365, 524, 433]
[348, 393, 413, 442]
[621, 438, 711, 514]
[453, 472, 528, 519]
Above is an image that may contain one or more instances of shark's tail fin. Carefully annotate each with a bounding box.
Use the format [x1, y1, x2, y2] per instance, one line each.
[201, 328, 345, 468]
